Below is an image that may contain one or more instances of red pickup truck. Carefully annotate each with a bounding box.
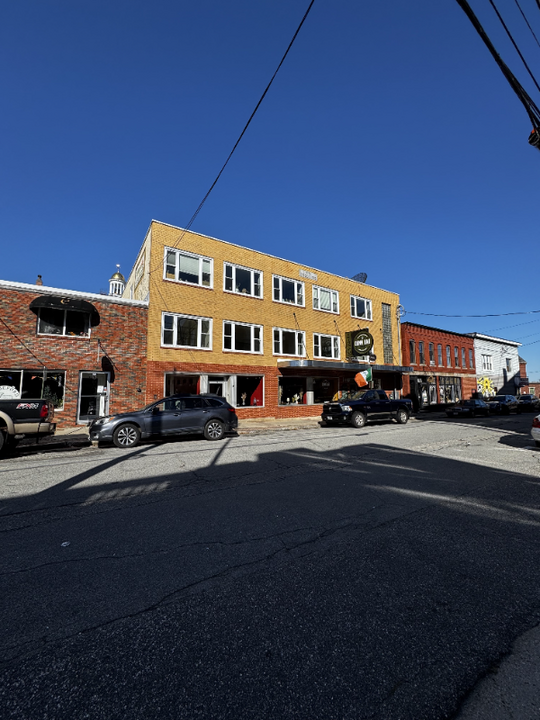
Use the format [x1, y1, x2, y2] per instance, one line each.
[0, 399, 56, 454]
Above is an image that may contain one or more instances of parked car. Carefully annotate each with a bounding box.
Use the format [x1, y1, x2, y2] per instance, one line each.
[532, 414, 540, 448]
[321, 389, 412, 428]
[89, 394, 238, 448]
[518, 394, 540, 412]
[445, 399, 490, 418]
[485, 395, 521, 414]
[0, 399, 56, 454]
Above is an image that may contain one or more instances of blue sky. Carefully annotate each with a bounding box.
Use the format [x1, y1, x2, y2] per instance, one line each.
[1, 1, 539, 378]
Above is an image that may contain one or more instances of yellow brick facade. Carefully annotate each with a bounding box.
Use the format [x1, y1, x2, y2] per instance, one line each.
[124, 220, 404, 417]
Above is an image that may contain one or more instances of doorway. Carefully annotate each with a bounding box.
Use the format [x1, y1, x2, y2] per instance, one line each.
[78, 371, 110, 423]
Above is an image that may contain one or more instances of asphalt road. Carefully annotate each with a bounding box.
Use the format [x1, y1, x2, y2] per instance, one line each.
[1, 413, 539, 719]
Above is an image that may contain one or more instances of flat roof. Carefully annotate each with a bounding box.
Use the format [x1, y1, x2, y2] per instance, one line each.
[0, 279, 148, 308]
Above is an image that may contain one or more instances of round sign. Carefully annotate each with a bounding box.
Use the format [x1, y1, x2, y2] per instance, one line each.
[353, 330, 374, 355]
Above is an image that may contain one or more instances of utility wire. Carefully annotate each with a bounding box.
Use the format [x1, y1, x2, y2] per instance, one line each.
[405, 309, 540, 318]
[147, 0, 316, 280]
[513, 0, 540, 50]
[488, 0, 540, 93]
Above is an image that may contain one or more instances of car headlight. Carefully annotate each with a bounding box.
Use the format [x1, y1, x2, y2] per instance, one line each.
[341, 405, 352, 412]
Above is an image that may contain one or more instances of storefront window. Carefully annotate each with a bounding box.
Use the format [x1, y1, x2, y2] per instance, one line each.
[0, 369, 65, 409]
[439, 376, 462, 403]
[278, 377, 307, 405]
[236, 376, 264, 407]
[313, 378, 338, 403]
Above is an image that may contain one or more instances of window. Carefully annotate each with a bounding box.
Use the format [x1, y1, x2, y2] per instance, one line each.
[446, 345, 452, 367]
[506, 358, 512, 372]
[0, 369, 65, 409]
[437, 344, 443, 366]
[409, 340, 416, 364]
[469, 349, 474, 369]
[223, 321, 262, 354]
[162, 313, 211, 349]
[236, 376, 264, 407]
[37, 308, 90, 337]
[482, 354, 493, 371]
[418, 341, 425, 365]
[429, 342, 435, 365]
[313, 333, 340, 360]
[454, 347, 459, 367]
[273, 328, 305, 357]
[313, 286, 339, 314]
[224, 263, 262, 298]
[461, 348, 466, 368]
[164, 248, 213, 288]
[279, 377, 307, 405]
[350, 295, 372, 320]
[273, 275, 304, 306]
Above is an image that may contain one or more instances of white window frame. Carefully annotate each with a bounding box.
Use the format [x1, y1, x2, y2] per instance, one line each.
[505, 358, 512, 372]
[273, 327, 306, 357]
[437, 344, 443, 366]
[350, 295, 372, 320]
[313, 333, 340, 360]
[223, 262, 263, 299]
[161, 312, 212, 350]
[272, 275, 305, 307]
[37, 308, 91, 338]
[222, 321, 263, 355]
[482, 354, 493, 372]
[163, 246, 213, 289]
[313, 285, 339, 314]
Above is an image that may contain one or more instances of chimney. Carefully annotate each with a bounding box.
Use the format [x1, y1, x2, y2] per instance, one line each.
[36, 275, 43, 286]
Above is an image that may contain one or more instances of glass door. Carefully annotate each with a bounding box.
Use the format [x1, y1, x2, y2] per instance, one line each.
[78, 372, 110, 423]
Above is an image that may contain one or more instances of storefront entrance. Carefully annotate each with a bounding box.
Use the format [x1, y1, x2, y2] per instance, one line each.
[77, 372, 110, 423]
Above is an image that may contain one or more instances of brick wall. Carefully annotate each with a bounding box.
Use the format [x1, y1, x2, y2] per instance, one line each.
[0, 285, 147, 428]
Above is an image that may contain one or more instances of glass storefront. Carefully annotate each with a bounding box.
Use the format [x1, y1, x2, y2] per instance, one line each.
[0, 369, 66, 409]
[278, 377, 307, 405]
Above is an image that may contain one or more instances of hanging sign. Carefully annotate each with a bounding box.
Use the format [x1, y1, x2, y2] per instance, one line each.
[346, 329, 374, 358]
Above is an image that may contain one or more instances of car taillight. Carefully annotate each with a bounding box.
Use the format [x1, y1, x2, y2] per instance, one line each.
[40, 404, 49, 421]
[228, 408, 236, 412]
[533, 417, 540, 428]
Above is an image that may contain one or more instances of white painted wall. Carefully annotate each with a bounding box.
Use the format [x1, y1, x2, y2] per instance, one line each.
[473, 337, 521, 395]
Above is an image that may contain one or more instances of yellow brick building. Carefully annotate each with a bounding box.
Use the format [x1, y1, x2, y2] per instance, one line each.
[124, 220, 408, 418]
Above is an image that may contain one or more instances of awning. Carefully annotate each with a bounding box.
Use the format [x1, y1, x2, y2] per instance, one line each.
[277, 360, 412, 373]
[29, 295, 101, 327]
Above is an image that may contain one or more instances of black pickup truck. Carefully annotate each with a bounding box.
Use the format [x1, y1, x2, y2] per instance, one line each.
[321, 389, 413, 428]
[0, 399, 56, 453]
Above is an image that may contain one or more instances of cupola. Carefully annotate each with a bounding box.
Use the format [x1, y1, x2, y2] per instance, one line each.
[109, 265, 125, 296]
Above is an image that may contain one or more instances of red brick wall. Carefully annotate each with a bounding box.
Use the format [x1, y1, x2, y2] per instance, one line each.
[0, 286, 147, 428]
[401, 322, 477, 402]
[519, 359, 529, 394]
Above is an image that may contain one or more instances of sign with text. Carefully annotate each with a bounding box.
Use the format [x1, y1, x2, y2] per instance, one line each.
[346, 329, 374, 358]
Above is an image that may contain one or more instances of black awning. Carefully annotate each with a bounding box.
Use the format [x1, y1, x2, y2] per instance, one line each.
[29, 295, 100, 327]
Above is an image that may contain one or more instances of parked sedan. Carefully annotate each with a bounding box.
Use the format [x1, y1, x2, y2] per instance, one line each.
[518, 394, 540, 412]
[532, 414, 540, 448]
[445, 399, 491, 418]
[485, 395, 521, 414]
[89, 394, 238, 448]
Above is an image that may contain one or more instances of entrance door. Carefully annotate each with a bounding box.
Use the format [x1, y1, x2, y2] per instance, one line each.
[208, 376, 227, 397]
[78, 372, 110, 423]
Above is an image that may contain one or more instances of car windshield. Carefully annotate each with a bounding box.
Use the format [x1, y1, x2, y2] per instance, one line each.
[351, 390, 369, 400]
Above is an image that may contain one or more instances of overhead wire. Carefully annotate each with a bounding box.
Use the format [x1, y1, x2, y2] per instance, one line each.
[513, 0, 540, 50]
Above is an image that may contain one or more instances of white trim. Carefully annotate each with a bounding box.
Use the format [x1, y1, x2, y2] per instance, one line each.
[161, 312, 213, 351]
[272, 327, 306, 358]
[223, 261, 263, 299]
[350, 294, 373, 321]
[163, 246, 214, 289]
[222, 320, 263, 354]
[313, 332, 341, 360]
[312, 285, 339, 315]
[0, 279, 148, 307]
[469, 333, 521, 347]
[272, 274, 305, 307]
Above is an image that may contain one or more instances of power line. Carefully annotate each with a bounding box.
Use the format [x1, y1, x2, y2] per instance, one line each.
[147, 0, 316, 281]
[405, 309, 540, 318]
[513, 0, 540, 50]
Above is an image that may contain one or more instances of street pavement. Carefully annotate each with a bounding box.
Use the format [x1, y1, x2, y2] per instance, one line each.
[1, 412, 539, 719]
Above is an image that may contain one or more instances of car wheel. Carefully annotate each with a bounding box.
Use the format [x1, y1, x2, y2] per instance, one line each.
[112, 423, 141, 449]
[350, 411, 366, 429]
[204, 419, 224, 441]
[396, 409, 409, 424]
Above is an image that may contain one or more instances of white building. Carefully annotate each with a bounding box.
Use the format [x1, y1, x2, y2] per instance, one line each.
[469, 333, 521, 397]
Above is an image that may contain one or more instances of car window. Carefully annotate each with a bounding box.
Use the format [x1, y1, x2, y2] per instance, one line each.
[363, 391, 376, 401]
[183, 397, 204, 409]
[205, 398, 224, 407]
[377, 391, 388, 400]
[153, 399, 178, 412]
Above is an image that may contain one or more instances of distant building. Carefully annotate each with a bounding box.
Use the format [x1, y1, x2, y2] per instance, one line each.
[400, 322, 477, 410]
[468, 333, 521, 396]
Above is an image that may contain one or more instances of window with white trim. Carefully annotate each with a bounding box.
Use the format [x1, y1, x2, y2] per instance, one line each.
[350, 295, 372, 320]
[482, 354, 493, 371]
[313, 333, 340, 360]
[223, 321, 262, 354]
[454, 346, 460, 367]
[164, 248, 213, 288]
[437, 344, 443, 366]
[273, 328, 305, 357]
[162, 313, 212, 349]
[469, 349, 474, 369]
[272, 275, 304, 306]
[461, 348, 466, 368]
[446, 345, 452, 367]
[313, 286, 339, 314]
[505, 358, 512, 372]
[224, 263, 262, 298]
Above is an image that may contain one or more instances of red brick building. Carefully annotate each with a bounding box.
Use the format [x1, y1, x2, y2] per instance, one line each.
[0, 278, 148, 428]
[400, 322, 477, 410]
